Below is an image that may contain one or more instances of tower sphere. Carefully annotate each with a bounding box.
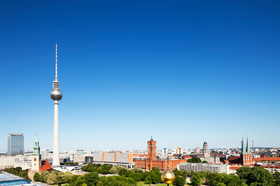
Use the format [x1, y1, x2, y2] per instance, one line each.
[50, 88, 62, 101]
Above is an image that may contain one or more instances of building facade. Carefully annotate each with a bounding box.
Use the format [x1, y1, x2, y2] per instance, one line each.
[84, 152, 134, 168]
[190, 142, 220, 163]
[241, 136, 253, 165]
[28, 135, 52, 180]
[178, 162, 230, 174]
[7, 133, 24, 156]
[135, 137, 186, 170]
[228, 136, 253, 165]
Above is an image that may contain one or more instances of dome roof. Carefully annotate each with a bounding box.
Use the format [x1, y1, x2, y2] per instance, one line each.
[203, 142, 208, 145]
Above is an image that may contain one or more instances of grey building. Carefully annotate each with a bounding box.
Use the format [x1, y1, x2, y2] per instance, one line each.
[178, 162, 230, 174]
[7, 133, 24, 156]
[189, 142, 220, 163]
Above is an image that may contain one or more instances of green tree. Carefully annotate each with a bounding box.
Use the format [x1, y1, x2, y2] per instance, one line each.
[56, 171, 66, 184]
[70, 175, 79, 184]
[249, 167, 273, 185]
[130, 167, 143, 173]
[151, 167, 162, 183]
[129, 172, 142, 182]
[216, 183, 226, 186]
[227, 174, 241, 186]
[145, 171, 158, 184]
[100, 164, 112, 174]
[84, 172, 100, 186]
[237, 167, 252, 180]
[70, 175, 85, 186]
[191, 175, 202, 186]
[173, 176, 186, 186]
[118, 168, 129, 176]
[96, 181, 104, 186]
[142, 171, 150, 181]
[181, 170, 188, 179]
[187, 157, 202, 163]
[237, 166, 273, 185]
[273, 171, 280, 185]
[47, 173, 57, 185]
[40, 171, 50, 183]
[33, 172, 41, 182]
[109, 166, 118, 174]
[202, 160, 208, 163]
[64, 172, 73, 183]
[249, 182, 258, 186]
[206, 172, 225, 185]
[127, 177, 137, 186]
[21, 170, 30, 180]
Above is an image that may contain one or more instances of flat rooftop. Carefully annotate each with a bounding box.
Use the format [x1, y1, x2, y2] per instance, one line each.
[8, 133, 23, 136]
[0, 172, 43, 186]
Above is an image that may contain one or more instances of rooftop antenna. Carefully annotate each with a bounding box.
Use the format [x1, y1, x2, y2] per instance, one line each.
[55, 43, 58, 81]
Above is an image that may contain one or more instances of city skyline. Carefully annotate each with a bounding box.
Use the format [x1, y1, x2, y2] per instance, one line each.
[0, 0, 280, 152]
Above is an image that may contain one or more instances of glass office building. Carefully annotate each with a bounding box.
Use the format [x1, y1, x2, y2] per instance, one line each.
[7, 133, 24, 156]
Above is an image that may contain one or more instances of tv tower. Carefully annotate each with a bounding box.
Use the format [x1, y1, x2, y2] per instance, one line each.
[50, 43, 62, 166]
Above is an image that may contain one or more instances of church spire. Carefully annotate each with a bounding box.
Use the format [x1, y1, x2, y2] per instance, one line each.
[33, 135, 40, 156]
[241, 136, 245, 155]
[246, 135, 251, 154]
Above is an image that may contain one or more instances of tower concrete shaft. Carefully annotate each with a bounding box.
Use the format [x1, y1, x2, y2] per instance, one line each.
[53, 101, 59, 166]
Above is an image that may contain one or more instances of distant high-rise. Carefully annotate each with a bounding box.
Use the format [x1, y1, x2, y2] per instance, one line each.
[195, 147, 200, 154]
[50, 43, 63, 166]
[7, 133, 24, 156]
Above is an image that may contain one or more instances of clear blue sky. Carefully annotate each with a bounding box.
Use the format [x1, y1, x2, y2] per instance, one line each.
[0, 0, 279, 153]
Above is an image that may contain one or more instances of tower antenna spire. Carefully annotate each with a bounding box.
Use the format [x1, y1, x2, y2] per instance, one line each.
[55, 43, 58, 81]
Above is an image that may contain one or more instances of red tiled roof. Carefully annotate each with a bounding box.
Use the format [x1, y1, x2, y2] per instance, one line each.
[39, 160, 52, 172]
[229, 167, 239, 170]
[242, 164, 255, 167]
[228, 156, 241, 164]
[260, 165, 280, 168]
[137, 154, 148, 157]
[253, 157, 280, 162]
